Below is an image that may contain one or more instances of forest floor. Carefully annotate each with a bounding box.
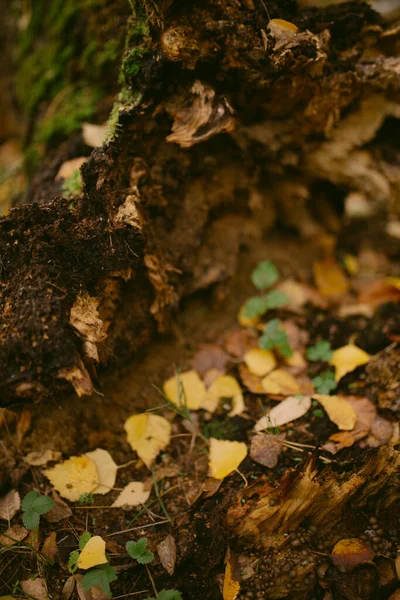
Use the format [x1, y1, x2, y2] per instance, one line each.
[1, 223, 400, 600]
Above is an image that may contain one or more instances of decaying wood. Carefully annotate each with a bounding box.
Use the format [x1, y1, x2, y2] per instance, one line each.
[1, 1, 400, 405]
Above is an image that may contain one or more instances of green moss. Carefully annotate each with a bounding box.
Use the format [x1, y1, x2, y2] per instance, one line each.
[62, 169, 83, 198]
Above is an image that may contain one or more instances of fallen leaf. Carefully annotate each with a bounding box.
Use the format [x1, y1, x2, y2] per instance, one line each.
[70, 293, 107, 362]
[44, 490, 73, 523]
[314, 395, 357, 430]
[41, 531, 58, 562]
[0, 524, 28, 547]
[223, 328, 258, 358]
[112, 482, 151, 507]
[192, 344, 229, 376]
[16, 407, 32, 446]
[157, 535, 176, 575]
[44, 456, 98, 502]
[202, 477, 223, 498]
[208, 439, 247, 480]
[21, 578, 48, 600]
[276, 279, 328, 311]
[243, 348, 277, 377]
[256, 395, 311, 431]
[284, 350, 307, 370]
[74, 574, 92, 600]
[238, 363, 266, 394]
[24, 450, 62, 466]
[358, 278, 400, 307]
[367, 416, 394, 447]
[238, 303, 260, 328]
[330, 344, 370, 382]
[329, 396, 376, 449]
[0, 489, 20, 521]
[270, 18, 298, 32]
[85, 449, 117, 495]
[250, 433, 285, 468]
[124, 413, 171, 469]
[205, 375, 245, 416]
[62, 576, 76, 600]
[223, 550, 241, 600]
[164, 370, 206, 410]
[331, 538, 374, 573]
[261, 369, 300, 396]
[56, 157, 87, 180]
[313, 258, 349, 298]
[82, 122, 107, 148]
[77, 535, 107, 570]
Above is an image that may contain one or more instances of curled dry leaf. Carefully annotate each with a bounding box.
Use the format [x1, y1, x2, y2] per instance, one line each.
[314, 395, 357, 431]
[41, 531, 58, 562]
[21, 578, 48, 600]
[85, 448, 117, 495]
[112, 482, 151, 508]
[44, 490, 73, 523]
[331, 538, 374, 573]
[124, 413, 171, 469]
[157, 534, 177, 575]
[0, 489, 20, 521]
[0, 524, 28, 547]
[163, 370, 206, 410]
[44, 456, 98, 502]
[77, 535, 107, 570]
[250, 433, 285, 468]
[243, 349, 276, 377]
[24, 450, 62, 466]
[209, 439, 247, 480]
[261, 369, 301, 396]
[330, 344, 370, 382]
[205, 375, 245, 416]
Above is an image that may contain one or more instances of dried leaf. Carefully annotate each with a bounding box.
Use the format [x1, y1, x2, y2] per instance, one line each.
[192, 344, 229, 376]
[314, 395, 357, 430]
[62, 576, 76, 600]
[276, 279, 328, 311]
[256, 395, 311, 431]
[124, 413, 171, 469]
[313, 258, 349, 298]
[44, 456, 98, 502]
[70, 293, 107, 362]
[284, 350, 307, 371]
[111, 482, 151, 507]
[85, 449, 117, 495]
[0, 524, 28, 547]
[367, 416, 394, 447]
[164, 370, 206, 410]
[0, 489, 20, 521]
[202, 477, 223, 498]
[238, 364, 266, 394]
[157, 535, 177, 575]
[358, 277, 400, 307]
[82, 123, 107, 148]
[16, 407, 32, 446]
[208, 439, 247, 480]
[21, 578, 48, 600]
[205, 375, 245, 416]
[77, 535, 107, 570]
[44, 490, 73, 523]
[261, 369, 300, 396]
[41, 531, 58, 562]
[56, 157, 87, 180]
[329, 396, 376, 449]
[331, 538, 374, 573]
[250, 433, 284, 468]
[223, 328, 258, 358]
[223, 552, 241, 600]
[24, 450, 62, 466]
[243, 349, 276, 377]
[330, 344, 370, 382]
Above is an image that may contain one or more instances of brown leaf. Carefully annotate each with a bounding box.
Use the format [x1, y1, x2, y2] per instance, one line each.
[62, 576, 76, 600]
[358, 278, 400, 307]
[331, 538, 374, 573]
[24, 450, 62, 466]
[367, 416, 394, 447]
[44, 491, 72, 523]
[238, 363, 266, 394]
[313, 257, 349, 299]
[41, 531, 58, 562]
[250, 433, 285, 468]
[223, 328, 258, 358]
[56, 157, 87, 180]
[0, 524, 28, 547]
[192, 344, 229, 376]
[21, 578, 48, 600]
[329, 396, 377, 450]
[157, 534, 177, 575]
[202, 477, 223, 498]
[0, 489, 20, 521]
[16, 407, 32, 446]
[74, 575, 92, 600]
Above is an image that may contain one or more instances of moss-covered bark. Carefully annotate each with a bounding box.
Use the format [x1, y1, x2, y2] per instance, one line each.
[1, 0, 400, 405]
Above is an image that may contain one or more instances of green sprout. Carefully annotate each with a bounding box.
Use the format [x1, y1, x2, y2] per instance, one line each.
[259, 319, 293, 358]
[21, 491, 54, 530]
[306, 340, 333, 362]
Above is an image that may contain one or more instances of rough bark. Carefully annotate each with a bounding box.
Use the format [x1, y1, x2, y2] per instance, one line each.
[1, 0, 400, 406]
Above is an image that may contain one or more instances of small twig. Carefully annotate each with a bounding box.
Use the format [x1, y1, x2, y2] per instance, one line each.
[146, 565, 158, 598]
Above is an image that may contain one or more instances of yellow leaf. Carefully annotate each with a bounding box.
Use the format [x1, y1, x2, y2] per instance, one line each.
[243, 349, 276, 377]
[124, 413, 171, 469]
[44, 456, 98, 502]
[163, 370, 206, 410]
[209, 439, 247, 480]
[261, 369, 300, 396]
[85, 449, 117, 495]
[223, 555, 241, 600]
[314, 395, 357, 430]
[343, 254, 358, 275]
[205, 376, 245, 417]
[284, 350, 306, 369]
[330, 344, 370, 382]
[270, 18, 298, 32]
[313, 258, 349, 298]
[77, 535, 107, 570]
[238, 305, 259, 328]
[112, 482, 151, 508]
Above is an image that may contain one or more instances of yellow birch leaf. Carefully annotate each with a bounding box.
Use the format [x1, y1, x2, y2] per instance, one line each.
[314, 395, 357, 430]
[284, 350, 307, 369]
[209, 439, 247, 480]
[313, 258, 349, 298]
[85, 449, 117, 495]
[163, 370, 206, 410]
[44, 456, 98, 502]
[206, 376, 245, 417]
[223, 556, 241, 600]
[77, 535, 107, 570]
[330, 344, 370, 382]
[112, 482, 151, 508]
[124, 413, 171, 469]
[270, 18, 298, 32]
[243, 349, 277, 377]
[261, 369, 300, 395]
